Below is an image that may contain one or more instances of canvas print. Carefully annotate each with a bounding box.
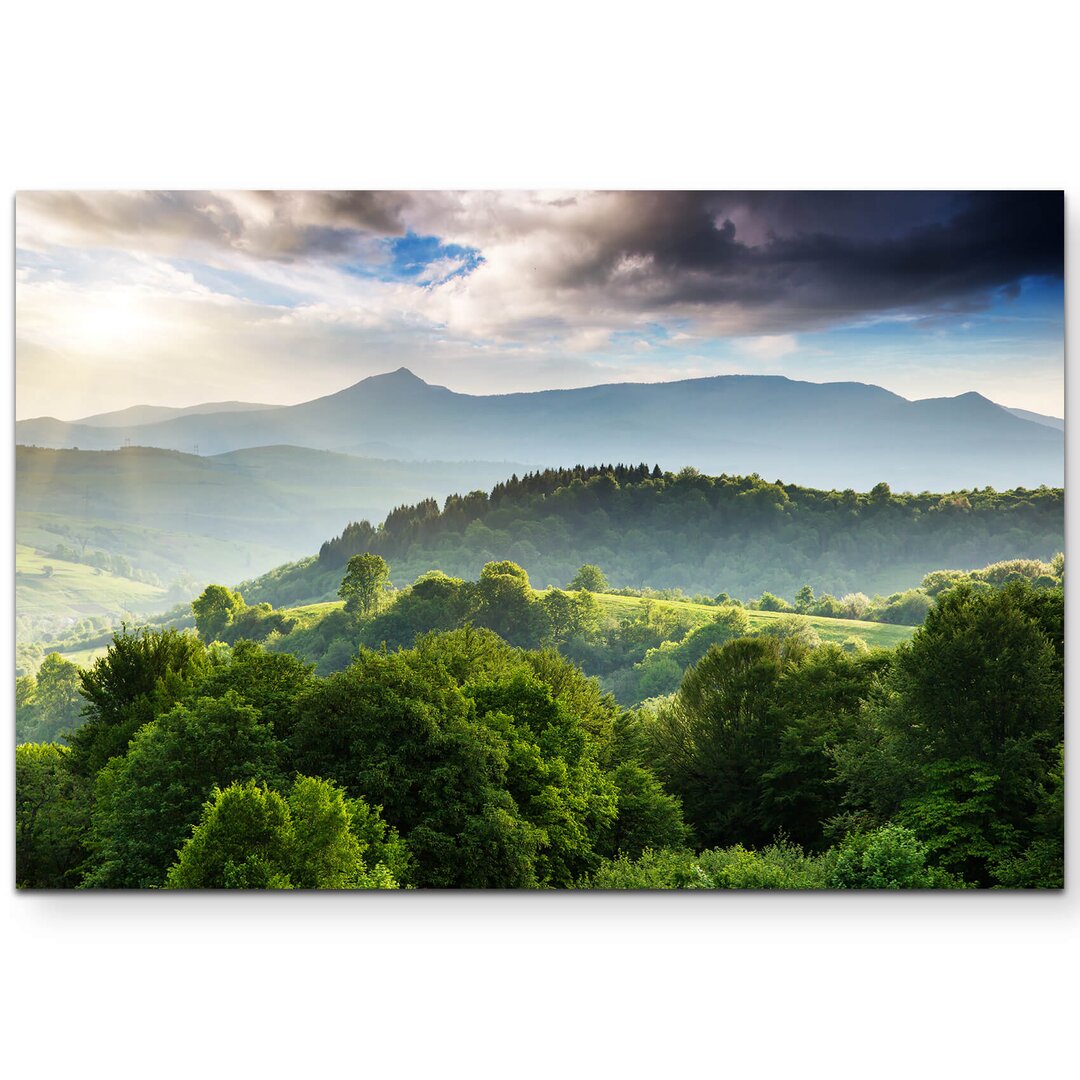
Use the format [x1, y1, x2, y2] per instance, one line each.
[14, 191, 1064, 890]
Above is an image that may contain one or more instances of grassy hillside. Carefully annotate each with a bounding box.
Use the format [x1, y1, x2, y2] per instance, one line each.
[19, 449, 1062, 639]
[31, 590, 915, 681]
[16, 544, 170, 638]
[18, 511, 290, 588]
[251, 582, 917, 708]
[585, 593, 915, 650]
[15, 445, 522, 627]
[49, 643, 112, 668]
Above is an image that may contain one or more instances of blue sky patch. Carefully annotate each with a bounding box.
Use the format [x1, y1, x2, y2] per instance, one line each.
[346, 232, 484, 285]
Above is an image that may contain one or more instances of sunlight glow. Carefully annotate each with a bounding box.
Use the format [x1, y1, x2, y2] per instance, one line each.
[71, 293, 158, 349]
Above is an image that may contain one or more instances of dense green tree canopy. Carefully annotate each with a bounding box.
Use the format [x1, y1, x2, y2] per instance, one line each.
[68, 627, 210, 778]
[84, 691, 283, 887]
[16, 743, 89, 888]
[15, 652, 83, 744]
[244, 466, 1065, 608]
[165, 777, 401, 889]
[287, 627, 683, 887]
[834, 581, 1063, 884]
[15, 551, 1064, 891]
[647, 635, 794, 848]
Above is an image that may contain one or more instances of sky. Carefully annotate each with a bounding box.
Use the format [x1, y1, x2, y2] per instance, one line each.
[15, 190, 1064, 420]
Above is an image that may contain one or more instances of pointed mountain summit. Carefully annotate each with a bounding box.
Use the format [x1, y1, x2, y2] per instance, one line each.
[316, 366, 443, 402]
[915, 390, 1005, 412]
[350, 366, 430, 390]
[380, 365, 429, 384]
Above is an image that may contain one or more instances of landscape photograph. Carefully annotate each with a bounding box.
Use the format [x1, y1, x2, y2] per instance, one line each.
[14, 189, 1064, 890]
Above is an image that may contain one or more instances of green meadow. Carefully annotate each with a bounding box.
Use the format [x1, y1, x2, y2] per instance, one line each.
[585, 592, 916, 649]
[16, 544, 168, 621]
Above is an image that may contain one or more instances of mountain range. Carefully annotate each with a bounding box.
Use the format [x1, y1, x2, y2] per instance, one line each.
[17, 368, 1064, 491]
[74, 400, 275, 428]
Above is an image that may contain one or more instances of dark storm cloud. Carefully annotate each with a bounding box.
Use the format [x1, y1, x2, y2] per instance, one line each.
[237, 191, 412, 256]
[529, 190, 1063, 329]
[309, 191, 411, 234]
[755, 191, 1063, 305]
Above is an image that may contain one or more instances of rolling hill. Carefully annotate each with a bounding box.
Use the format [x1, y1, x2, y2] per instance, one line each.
[236, 464, 1064, 609]
[15, 543, 170, 641]
[15, 445, 522, 626]
[74, 399, 274, 427]
[17, 367, 1064, 491]
[273, 593, 915, 652]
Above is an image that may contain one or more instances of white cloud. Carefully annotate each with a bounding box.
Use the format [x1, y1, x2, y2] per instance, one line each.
[734, 334, 800, 362]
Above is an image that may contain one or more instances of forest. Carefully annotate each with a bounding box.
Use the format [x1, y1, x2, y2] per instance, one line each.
[237, 465, 1064, 609]
[16, 542, 1064, 889]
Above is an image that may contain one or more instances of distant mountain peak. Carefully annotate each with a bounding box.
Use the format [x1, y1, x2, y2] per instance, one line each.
[915, 389, 1003, 412]
[363, 366, 428, 385]
[323, 367, 439, 398]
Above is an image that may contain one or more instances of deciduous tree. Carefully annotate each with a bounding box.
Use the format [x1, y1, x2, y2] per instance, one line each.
[84, 691, 282, 887]
[165, 777, 401, 889]
[570, 564, 608, 592]
[192, 584, 246, 642]
[338, 553, 390, 619]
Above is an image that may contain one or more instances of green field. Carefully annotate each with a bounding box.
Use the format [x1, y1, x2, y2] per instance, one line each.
[586, 592, 916, 649]
[16, 544, 170, 626]
[280, 600, 345, 623]
[52, 643, 112, 668]
[18, 510, 291, 591]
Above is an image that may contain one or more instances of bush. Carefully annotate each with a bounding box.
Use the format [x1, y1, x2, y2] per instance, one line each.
[872, 590, 933, 625]
[165, 777, 401, 889]
[757, 592, 793, 612]
[696, 841, 831, 889]
[591, 840, 830, 889]
[759, 615, 822, 650]
[590, 848, 704, 889]
[827, 824, 965, 889]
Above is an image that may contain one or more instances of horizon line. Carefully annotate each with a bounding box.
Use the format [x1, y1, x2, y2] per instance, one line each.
[16, 366, 1062, 425]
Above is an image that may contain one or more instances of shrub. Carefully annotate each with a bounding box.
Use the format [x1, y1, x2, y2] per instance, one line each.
[827, 824, 964, 889]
